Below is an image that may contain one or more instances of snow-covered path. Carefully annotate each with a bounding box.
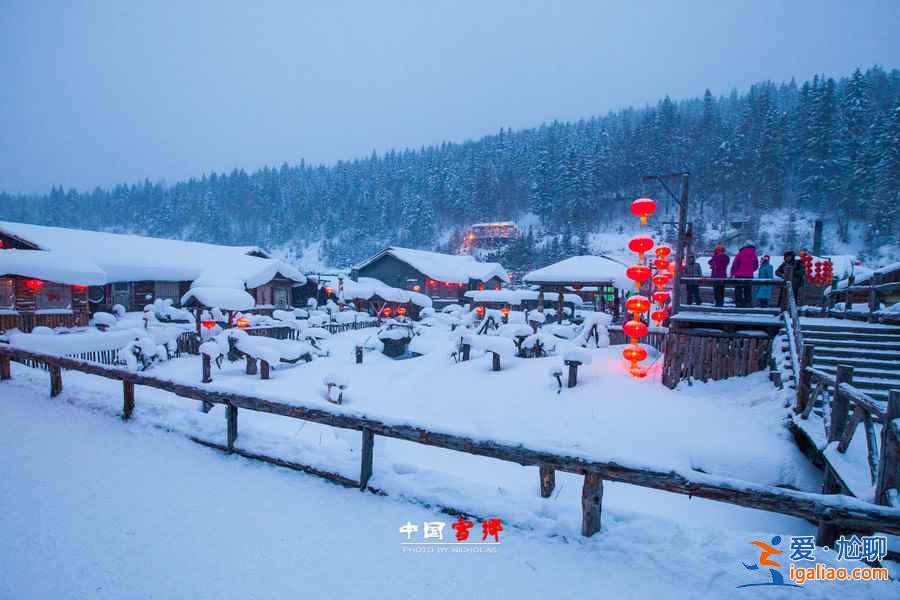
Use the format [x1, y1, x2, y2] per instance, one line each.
[1, 384, 895, 599]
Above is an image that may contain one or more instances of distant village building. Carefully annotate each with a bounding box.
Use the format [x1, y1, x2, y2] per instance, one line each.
[0, 221, 305, 331]
[461, 221, 517, 252]
[351, 246, 508, 305]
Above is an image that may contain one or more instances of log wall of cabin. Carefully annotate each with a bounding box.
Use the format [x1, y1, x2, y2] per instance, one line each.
[0, 276, 89, 332]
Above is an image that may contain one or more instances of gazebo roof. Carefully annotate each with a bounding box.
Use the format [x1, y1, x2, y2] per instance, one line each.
[524, 255, 629, 288]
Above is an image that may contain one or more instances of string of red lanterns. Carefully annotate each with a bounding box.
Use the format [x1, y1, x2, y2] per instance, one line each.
[623, 198, 658, 378]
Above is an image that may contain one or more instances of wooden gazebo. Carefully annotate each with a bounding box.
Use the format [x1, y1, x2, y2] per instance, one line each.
[523, 256, 629, 319]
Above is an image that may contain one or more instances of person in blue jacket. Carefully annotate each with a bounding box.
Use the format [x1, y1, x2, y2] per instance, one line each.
[754, 254, 774, 308]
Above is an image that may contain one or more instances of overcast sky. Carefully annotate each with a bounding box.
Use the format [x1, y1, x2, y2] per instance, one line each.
[1, 0, 898, 194]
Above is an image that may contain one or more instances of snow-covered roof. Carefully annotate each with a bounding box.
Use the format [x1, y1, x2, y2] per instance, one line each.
[0, 249, 107, 286]
[192, 255, 305, 290]
[180, 286, 256, 311]
[355, 246, 508, 284]
[524, 255, 629, 288]
[0, 221, 267, 283]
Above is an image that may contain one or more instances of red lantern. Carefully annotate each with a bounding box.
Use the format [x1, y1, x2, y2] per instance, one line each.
[324, 287, 333, 296]
[72, 284, 88, 293]
[235, 317, 250, 328]
[652, 290, 670, 305]
[654, 245, 672, 258]
[625, 295, 651, 315]
[651, 309, 668, 326]
[652, 272, 671, 288]
[201, 320, 216, 330]
[25, 279, 44, 293]
[413, 285, 421, 292]
[478, 282, 486, 291]
[397, 306, 408, 316]
[475, 305, 486, 318]
[382, 306, 393, 318]
[623, 319, 648, 341]
[626, 264, 652, 290]
[629, 366, 648, 379]
[630, 198, 657, 225]
[628, 235, 654, 261]
[500, 306, 510, 318]
[653, 257, 670, 271]
[622, 344, 648, 362]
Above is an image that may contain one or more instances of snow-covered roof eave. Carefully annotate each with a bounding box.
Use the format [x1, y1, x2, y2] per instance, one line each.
[0, 249, 107, 286]
[354, 246, 508, 284]
[180, 286, 256, 311]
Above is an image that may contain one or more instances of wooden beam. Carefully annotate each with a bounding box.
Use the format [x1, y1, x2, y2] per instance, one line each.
[581, 473, 603, 537]
[0, 355, 10, 381]
[122, 381, 135, 421]
[829, 366, 853, 443]
[202, 354, 212, 384]
[876, 391, 900, 506]
[260, 360, 270, 380]
[360, 429, 375, 490]
[795, 344, 814, 414]
[245, 356, 257, 376]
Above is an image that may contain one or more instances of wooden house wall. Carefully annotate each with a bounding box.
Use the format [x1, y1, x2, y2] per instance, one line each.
[0, 275, 89, 332]
[356, 254, 425, 290]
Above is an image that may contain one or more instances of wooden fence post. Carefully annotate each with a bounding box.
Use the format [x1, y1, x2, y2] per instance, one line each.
[565, 361, 579, 388]
[226, 404, 238, 452]
[868, 273, 882, 322]
[491, 352, 501, 372]
[461, 343, 470, 362]
[875, 390, 900, 506]
[817, 364, 854, 547]
[202, 354, 212, 384]
[360, 429, 375, 490]
[539, 465, 555, 498]
[581, 472, 603, 537]
[355, 346, 363, 364]
[795, 344, 814, 413]
[0, 355, 10, 381]
[260, 360, 270, 380]
[245, 356, 257, 375]
[122, 381, 135, 421]
[829, 365, 853, 443]
[49, 365, 62, 397]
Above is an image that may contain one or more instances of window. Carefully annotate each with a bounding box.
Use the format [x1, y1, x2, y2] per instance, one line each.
[36, 283, 71, 310]
[0, 277, 13, 308]
[154, 281, 180, 302]
[273, 287, 289, 307]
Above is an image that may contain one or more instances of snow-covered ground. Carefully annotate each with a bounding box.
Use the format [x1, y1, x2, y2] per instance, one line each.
[2, 370, 896, 599]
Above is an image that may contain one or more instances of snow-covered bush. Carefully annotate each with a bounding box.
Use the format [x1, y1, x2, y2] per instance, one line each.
[92, 312, 118, 330]
[31, 326, 55, 336]
[118, 335, 169, 371]
[322, 373, 348, 404]
[111, 304, 126, 319]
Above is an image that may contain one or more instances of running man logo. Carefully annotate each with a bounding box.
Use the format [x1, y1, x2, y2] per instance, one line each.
[737, 536, 802, 589]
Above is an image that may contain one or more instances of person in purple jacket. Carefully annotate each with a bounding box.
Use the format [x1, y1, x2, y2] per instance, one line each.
[730, 240, 759, 308]
[708, 244, 730, 307]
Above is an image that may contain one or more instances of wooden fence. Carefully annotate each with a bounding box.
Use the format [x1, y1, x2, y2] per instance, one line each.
[793, 346, 900, 545]
[661, 331, 772, 388]
[821, 269, 900, 324]
[2, 345, 900, 538]
[177, 320, 380, 356]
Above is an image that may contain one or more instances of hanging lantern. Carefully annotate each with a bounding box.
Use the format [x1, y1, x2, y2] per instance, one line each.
[500, 306, 510, 318]
[201, 320, 216, 330]
[653, 257, 670, 271]
[622, 344, 648, 363]
[652, 272, 671, 288]
[382, 306, 393, 318]
[235, 317, 250, 328]
[72, 284, 88, 293]
[626, 265, 652, 290]
[397, 306, 408, 317]
[25, 278, 44, 293]
[413, 285, 421, 292]
[629, 366, 648, 379]
[651, 309, 668, 326]
[475, 305, 486, 318]
[623, 319, 648, 341]
[628, 235, 654, 261]
[625, 295, 651, 316]
[630, 198, 657, 225]
[652, 290, 670, 305]
[654, 245, 672, 258]
[324, 287, 333, 296]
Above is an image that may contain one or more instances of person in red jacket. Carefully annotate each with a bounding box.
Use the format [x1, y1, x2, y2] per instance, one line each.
[708, 244, 730, 307]
[730, 240, 759, 308]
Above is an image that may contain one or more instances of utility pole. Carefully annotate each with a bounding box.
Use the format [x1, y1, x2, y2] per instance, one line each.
[641, 172, 690, 315]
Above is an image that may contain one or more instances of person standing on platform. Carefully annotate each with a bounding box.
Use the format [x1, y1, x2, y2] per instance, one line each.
[776, 250, 805, 308]
[754, 254, 774, 308]
[731, 240, 759, 308]
[708, 244, 730, 307]
[683, 255, 702, 305]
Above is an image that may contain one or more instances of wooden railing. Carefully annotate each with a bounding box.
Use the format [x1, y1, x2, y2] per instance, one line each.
[824, 265, 900, 323]
[2, 344, 900, 538]
[177, 320, 380, 355]
[793, 347, 900, 543]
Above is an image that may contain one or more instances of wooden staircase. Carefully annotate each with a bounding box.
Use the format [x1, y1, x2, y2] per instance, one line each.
[781, 320, 900, 402]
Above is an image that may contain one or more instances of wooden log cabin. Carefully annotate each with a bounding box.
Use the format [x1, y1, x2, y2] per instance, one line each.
[0, 221, 305, 324]
[0, 249, 106, 332]
[351, 246, 508, 307]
